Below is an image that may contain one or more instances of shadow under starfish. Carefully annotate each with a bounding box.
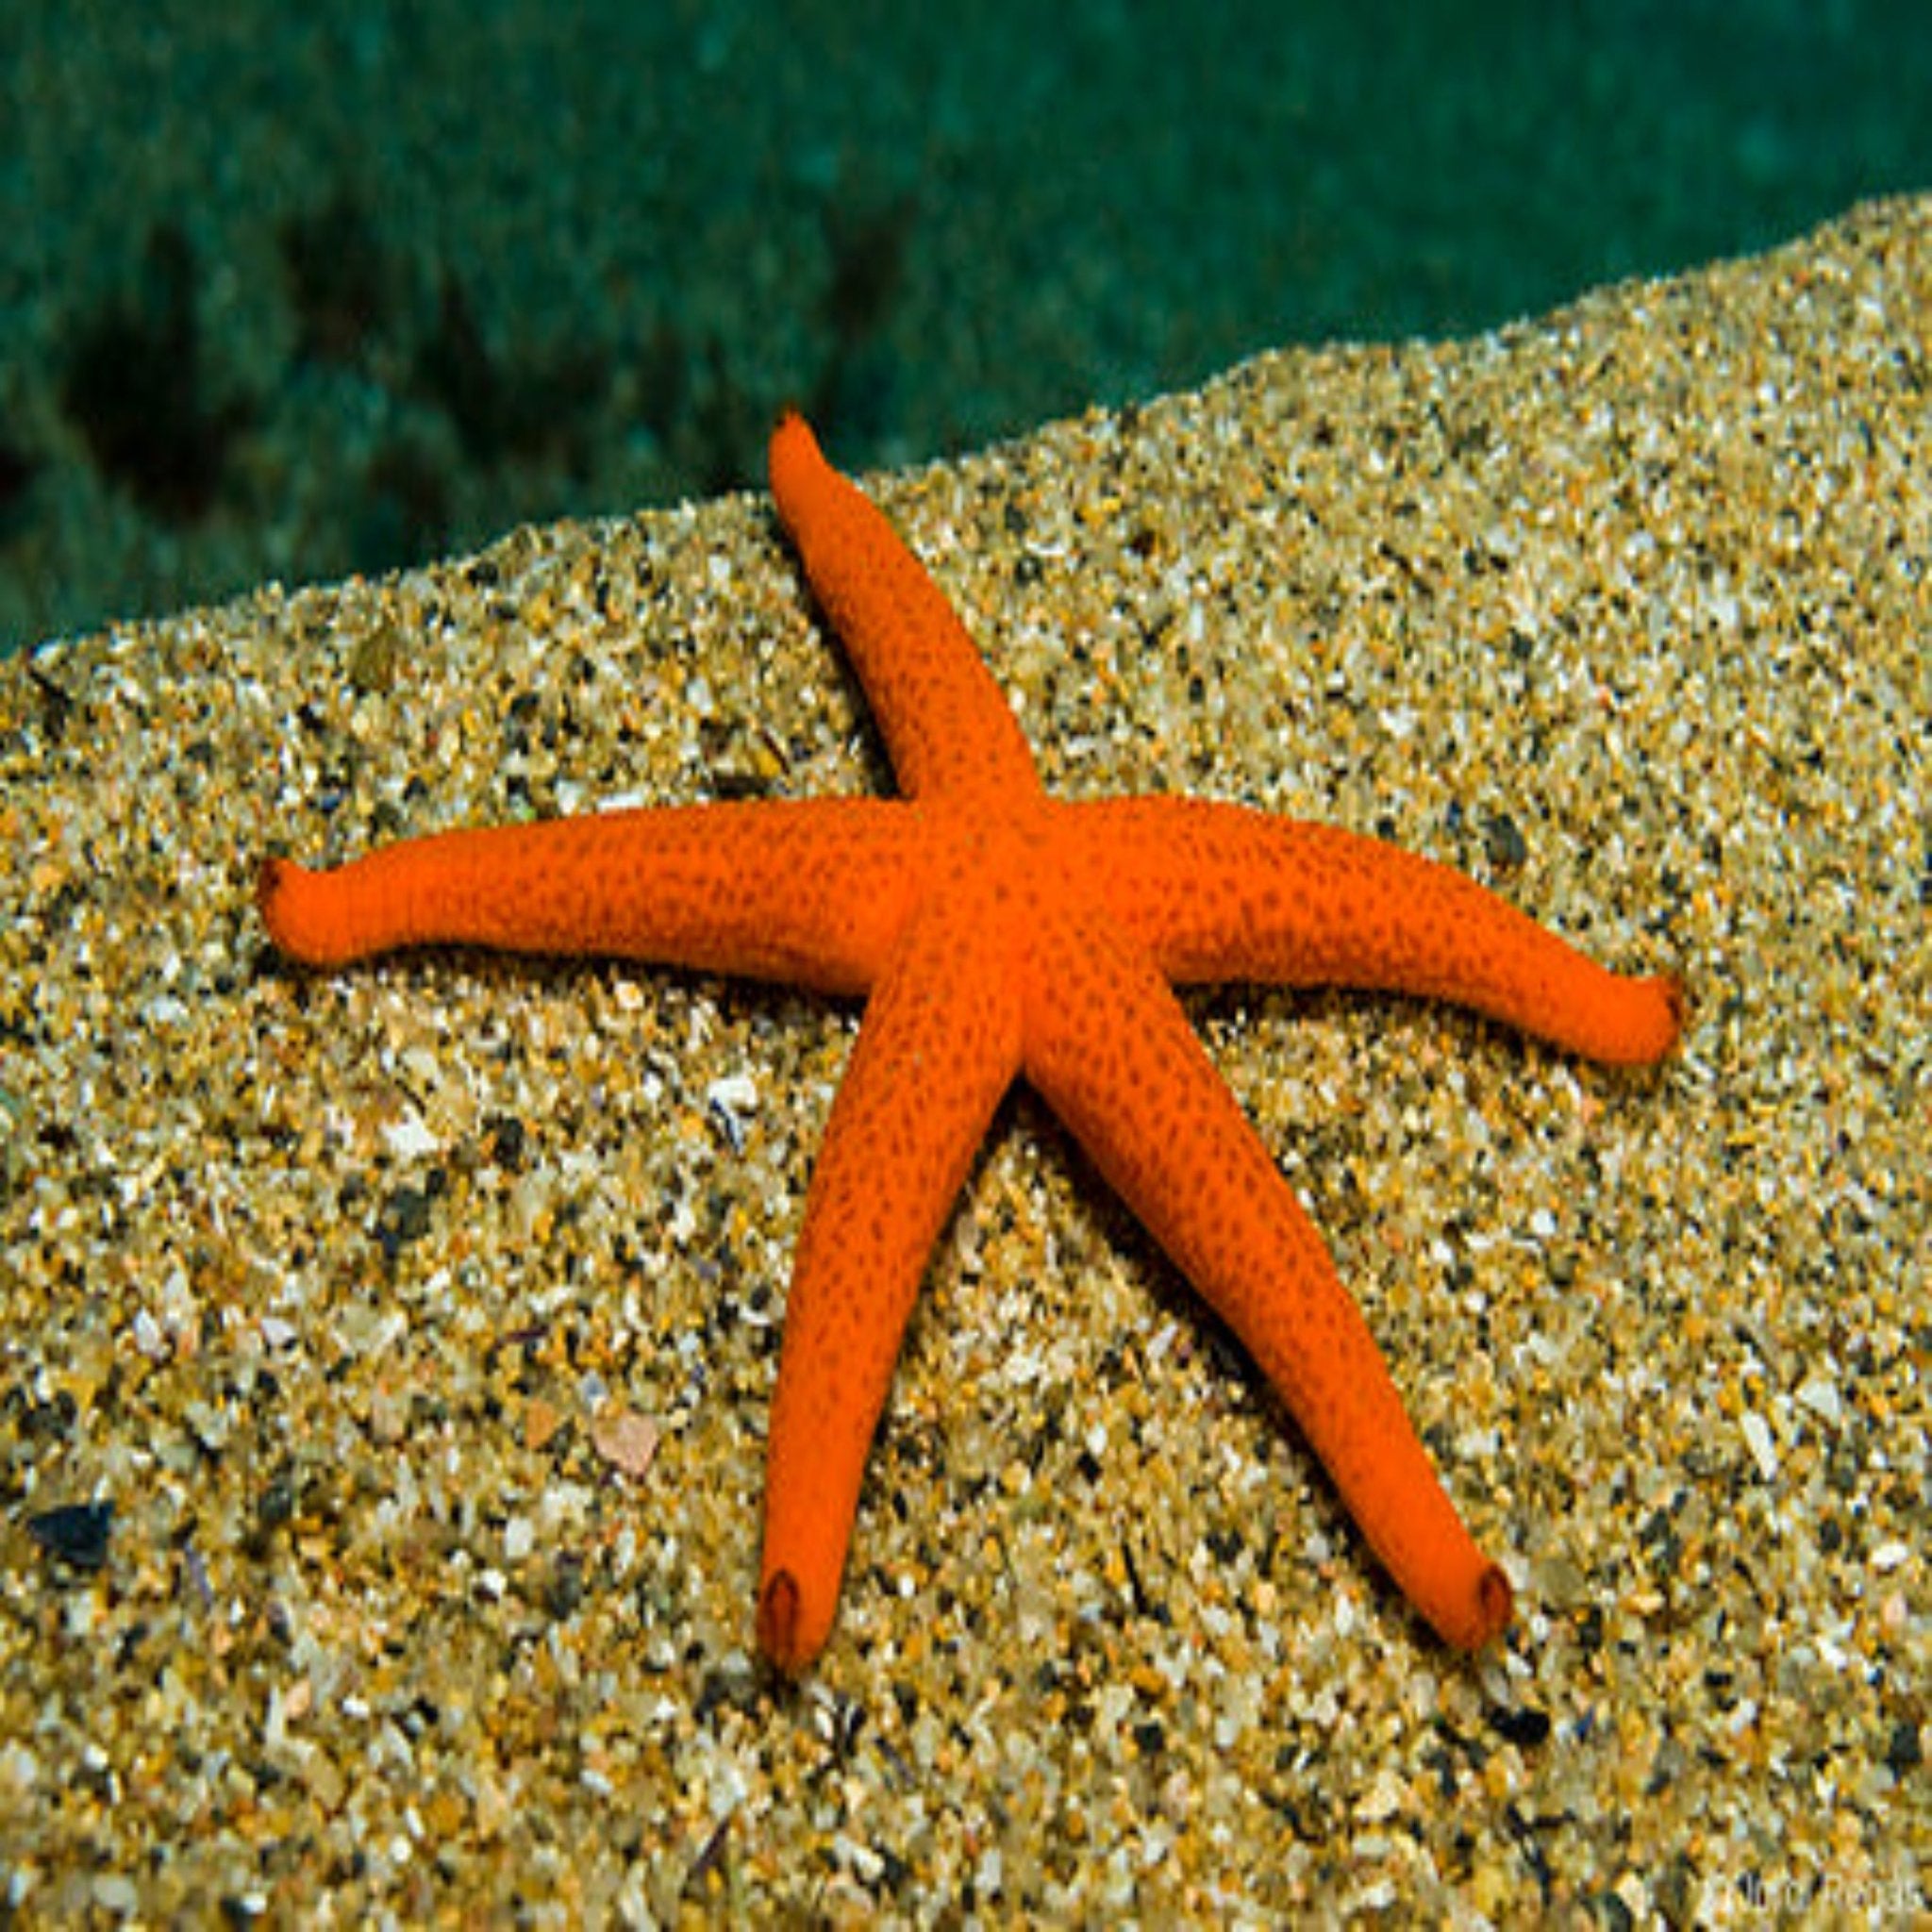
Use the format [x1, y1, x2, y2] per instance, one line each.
[259, 412, 1685, 1672]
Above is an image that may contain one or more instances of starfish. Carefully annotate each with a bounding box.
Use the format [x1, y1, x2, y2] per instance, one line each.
[259, 411, 1684, 1672]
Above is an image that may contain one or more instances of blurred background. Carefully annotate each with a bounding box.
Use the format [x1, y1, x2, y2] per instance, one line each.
[3, 0, 1928, 653]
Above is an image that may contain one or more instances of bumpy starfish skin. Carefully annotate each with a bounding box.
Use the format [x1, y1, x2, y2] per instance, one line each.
[259, 412, 1684, 1672]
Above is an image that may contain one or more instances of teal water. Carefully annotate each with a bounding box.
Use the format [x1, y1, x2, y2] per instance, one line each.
[3, 0, 1928, 652]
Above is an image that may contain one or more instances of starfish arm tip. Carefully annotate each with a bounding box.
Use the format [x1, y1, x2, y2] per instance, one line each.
[256, 856, 312, 959]
[1467, 1559, 1515, 1648]
[768, 408, 821, 486]
[1416, 1557, 1516, 1650]
[1613, 969, 1690, 1067]
[1402, 1542, 1514, 1651]
[1569, 965, 1690, 1067]
[258, 853, 376, 969]
[756, 1567, 817, 1675]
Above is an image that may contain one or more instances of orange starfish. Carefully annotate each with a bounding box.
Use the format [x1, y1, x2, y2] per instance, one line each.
[259, 412, 1683, 1672]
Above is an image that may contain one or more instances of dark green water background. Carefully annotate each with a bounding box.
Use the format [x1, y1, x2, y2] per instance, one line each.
[3, 1, 1927, 651]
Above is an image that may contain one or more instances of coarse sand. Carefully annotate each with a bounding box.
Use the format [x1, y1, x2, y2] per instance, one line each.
[2, 198, 1925, 1922]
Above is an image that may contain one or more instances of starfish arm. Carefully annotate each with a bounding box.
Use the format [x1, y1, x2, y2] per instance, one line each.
[258, 798, 927, 992]
[768, 412, 1042, 808]
[758, 894, 1024, 1672]
[1063, 796, 1684, 1066]
[1023, 903, 1512, 1650]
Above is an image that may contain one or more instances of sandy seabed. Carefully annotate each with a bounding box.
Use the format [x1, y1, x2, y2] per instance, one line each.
[2, 200, 1926, 1923]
